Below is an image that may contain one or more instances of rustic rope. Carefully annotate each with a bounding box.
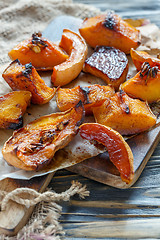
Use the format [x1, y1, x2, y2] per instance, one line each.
[0, 180, 89, 211]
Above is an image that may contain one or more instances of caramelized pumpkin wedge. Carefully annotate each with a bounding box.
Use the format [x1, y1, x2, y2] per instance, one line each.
[79, 11, 141, 54]
[56, 84, 115, 114]
[121, 62, 160, 103]
[130, 48, 160, 71]
[84, 46, 129, 90]
[8, 32, 68, 71]
[51, 29, 88, 86]
[93, 90, 157, 135]
[2, 101, 84, 171]
[0, 91, 31, 129]
[2, 59, 56, 104]
[79, 123, 134, 184]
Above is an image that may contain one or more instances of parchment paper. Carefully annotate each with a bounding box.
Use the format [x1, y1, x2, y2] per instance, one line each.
[0, 0, 160, 180]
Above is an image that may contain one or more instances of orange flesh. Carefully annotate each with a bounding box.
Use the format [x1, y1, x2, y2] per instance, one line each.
[130, 48, 160, 71]
[79, 123, 134, 184]
[93, 91, 157, 135]
[0, 91, 31, 129]
[56, 84, 115, 114]
[2, 102, 84, 171]
[8, 38, 68, 70]
[51, 29, 88, 86]
[121, 69, 160, 103]
[79, 12, 141, 54]
[2, 60, 56, 104]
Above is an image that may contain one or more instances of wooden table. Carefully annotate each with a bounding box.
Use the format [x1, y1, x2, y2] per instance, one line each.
[47, 0, 160, 239]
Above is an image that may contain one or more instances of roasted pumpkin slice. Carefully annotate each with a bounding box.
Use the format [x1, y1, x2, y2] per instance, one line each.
[84, 46, 128, 90]
[130, 48, 160, 71]
[124, 18, 150, 27]
[2, 59, 56, 105]
[51, 29, 88, 86]
[93, 90, 157, 135]
[8, 32, 68, 71]
[79, 123, 134, 184]
[79, 11, 141, 54]
[0, 91, 31, 129]
[2, 101, 84, 171]
[56, 84, 115, 114]
[121, 62, 160, 103]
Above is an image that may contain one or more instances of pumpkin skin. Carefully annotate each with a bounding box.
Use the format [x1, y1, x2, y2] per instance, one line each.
[79, 123, 134, 184]
[51, 29, 88, 86]
[56, 84, 115, 115]
[8, 32, 68, 71]
[2, 59, 56, 105]
[92, 91, 157, 135]
[0, 91, 31, 130]
[2, 101, 84, 171]
[79, 11, 141, 54]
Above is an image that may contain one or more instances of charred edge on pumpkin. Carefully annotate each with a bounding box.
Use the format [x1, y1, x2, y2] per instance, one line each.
[80, 86, 90, 104]
[32, 32, 48, 48]
[95, 46, 112, 53]
[11, 59, 21, 65]
[4, 59, 21, 73]
[119, 90, 130, 114]
[8, 116, 23, 130]
[103, 11, 117, 30]
[22, 63, 33, 78]
[39, 129, 57, 144]
[24, 120, 70, 154]
[56, 120, 70, 131]
[140, 62, 159, 83]
[75, 100, 85, 127]
[23, 142, 44, 155]
[29, 143, 44, 151]
[35, 158, 51, 171]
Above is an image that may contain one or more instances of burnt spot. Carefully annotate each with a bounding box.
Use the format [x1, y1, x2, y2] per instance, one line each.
[140, 62, 159, 83]
[13, 146, 18, 155]
[8, 117, 23, 130]
[103, 11, 117, 30]
[16, 73, 24, 79]
[32, 32, 48, 48]
[24, 142, 44, 154]
[80, 86, 90, 104]
[119, 90, 130, 114]
[22, 63, 33, 78]
[16, 103, 21, 108]
[56, 120, 70, 131]
[75, 100, 83, 109]
[35, 158, 51, 171]
[73, 101, 85, 127]
[40, 129, 57, 144]
[12, 59, 21, 65]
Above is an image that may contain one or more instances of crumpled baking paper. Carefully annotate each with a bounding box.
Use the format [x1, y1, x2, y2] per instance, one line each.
[0, 22, 160, 181]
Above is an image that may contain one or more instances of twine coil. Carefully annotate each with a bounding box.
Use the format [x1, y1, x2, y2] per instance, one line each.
[0, 180, 89, 210]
